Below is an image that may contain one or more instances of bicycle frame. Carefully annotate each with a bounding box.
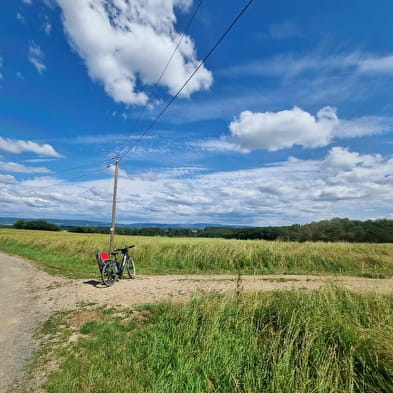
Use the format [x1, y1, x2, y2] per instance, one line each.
[112, 251, 128, 276]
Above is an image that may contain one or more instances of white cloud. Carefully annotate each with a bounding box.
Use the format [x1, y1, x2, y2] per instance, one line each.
[0, 56, 3, 80]
[323, 147, 382, 171]
[42, 21, 52, 35]
[23, 158, 57, 163]
[228, 106, 336, 151]
[56, 0, 212, 105]
[28, 41, 46, 74]
[22, 0, 32, 4]
[74, 134, 136, 145]
[334, 116, 393, 138]
[220, 53, 350, 79]
[326, 157, 393, 188]
[2, 148, 393, 225]
[194, 137, 249, 153]
[0, 174, 16, 184]
[226, 107, 393, 152]
[0, 137, 62, 157]
[358, 55, 393, 74]
[221, 51, 393, 80]
[0, 161, 52, 173]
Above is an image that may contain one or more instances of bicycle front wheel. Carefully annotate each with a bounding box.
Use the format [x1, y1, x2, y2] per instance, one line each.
[126, 257, 136, 279]
[102, 261, 118, 286]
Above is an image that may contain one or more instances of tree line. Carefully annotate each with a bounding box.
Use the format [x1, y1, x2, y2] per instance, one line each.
[67, 218, 393, 243]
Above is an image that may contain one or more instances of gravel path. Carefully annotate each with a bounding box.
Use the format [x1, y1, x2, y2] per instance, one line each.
[1, 251, 393, 392]
[0, 253, 50, 393]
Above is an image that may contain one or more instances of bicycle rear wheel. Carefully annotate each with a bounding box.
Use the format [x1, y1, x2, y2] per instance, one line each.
[126, 257, 136, 279]
[102, 261, 118, 286]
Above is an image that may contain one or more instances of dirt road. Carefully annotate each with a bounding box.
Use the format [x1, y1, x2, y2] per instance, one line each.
[1, 251, 393, 392]
[0, 253, 49, 393]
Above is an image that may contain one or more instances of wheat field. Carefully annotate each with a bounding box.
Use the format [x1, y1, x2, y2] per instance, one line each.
[1, 229, 392, 278]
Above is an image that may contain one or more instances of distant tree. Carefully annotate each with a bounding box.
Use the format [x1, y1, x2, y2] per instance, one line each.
[14, 219, 27, 229]
[13, 219, 61, 231]
[69, 226, 105, 234]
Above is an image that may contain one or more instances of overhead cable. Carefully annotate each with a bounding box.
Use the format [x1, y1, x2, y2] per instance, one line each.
[114, 0, 205, 158]
[16, 166, 108, 197]
[119, 0, 255, 161]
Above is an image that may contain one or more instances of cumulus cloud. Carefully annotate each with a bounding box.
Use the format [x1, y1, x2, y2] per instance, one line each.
[0, 137, 62, 157]
[28, 41, 46, 74]
[323, 147, 382, 171]
[229, 106, 337, 151]
[56, 0, 212, 105]
[227, 107, 393, 152]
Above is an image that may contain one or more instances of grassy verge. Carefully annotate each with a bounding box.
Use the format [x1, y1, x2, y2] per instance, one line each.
[1, 229, 393, 278]
[23, 288, 393, 393]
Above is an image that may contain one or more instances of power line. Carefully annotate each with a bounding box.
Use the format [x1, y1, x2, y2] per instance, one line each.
[15, 166, 108, 197]
[119, 0, 255, 161]
[114, 0, 205, 158]
[55, 158, 113, 175]
[12, 153, 114, 196]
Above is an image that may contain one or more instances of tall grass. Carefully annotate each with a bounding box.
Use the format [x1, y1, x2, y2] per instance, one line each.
[34, 288, 393, 392]
[1, 229, 393, 278]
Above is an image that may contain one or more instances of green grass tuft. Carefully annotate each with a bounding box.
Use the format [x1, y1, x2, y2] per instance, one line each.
[29, 288, 393, 393]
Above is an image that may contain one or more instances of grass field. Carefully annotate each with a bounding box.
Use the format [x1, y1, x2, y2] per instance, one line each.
[27, 288, 393, 393]
[4, 229, 392, 392]
[1, 228, 393, 278]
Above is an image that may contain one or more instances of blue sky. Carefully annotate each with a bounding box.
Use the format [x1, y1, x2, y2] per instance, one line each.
[1, 0, 393, 225]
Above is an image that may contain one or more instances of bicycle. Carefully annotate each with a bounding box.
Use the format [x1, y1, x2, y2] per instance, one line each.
[98, 245, 136, 287]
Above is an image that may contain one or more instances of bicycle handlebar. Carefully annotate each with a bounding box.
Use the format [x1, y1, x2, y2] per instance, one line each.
[112, 245, 135, 254]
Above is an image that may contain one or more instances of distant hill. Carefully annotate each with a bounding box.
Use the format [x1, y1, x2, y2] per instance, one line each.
[0, 217, 239, 230]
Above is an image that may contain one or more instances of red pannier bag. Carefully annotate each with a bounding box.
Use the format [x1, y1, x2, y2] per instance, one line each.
[96, 252, 110, 273]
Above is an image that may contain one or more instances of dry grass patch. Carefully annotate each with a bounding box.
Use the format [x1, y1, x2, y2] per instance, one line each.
[67, 310, 103, 330]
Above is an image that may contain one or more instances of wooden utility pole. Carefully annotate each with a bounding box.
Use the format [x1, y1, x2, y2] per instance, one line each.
[109, 159, 120, 254]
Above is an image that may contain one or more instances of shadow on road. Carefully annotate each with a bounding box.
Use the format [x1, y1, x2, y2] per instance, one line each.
[83, 279, 102, 287]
